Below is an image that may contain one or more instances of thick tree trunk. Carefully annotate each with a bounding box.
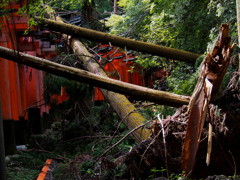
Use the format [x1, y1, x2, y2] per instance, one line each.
[51, 15, 188, 142]
[53, 16, 152, 142]
[0, 45, 188, 142]
[0, 46, 189, 107]
[70, 38, 152, 142]
[51, 12, 152, 142]
[34, 17, 200, 64]
[236, 0, 240, 67]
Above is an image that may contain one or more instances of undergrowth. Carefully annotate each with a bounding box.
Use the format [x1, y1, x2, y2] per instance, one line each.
[6, 151, 52, 180]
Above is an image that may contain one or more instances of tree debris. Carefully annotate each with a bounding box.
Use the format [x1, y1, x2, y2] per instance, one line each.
[120, 24, 239, 179]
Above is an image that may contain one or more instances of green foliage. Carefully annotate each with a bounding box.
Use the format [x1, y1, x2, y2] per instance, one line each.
[106, 0, 152, 37]
[105, 14, 125, 34]
[48, 0, 84, 10]
[53, 163, 82, 180]
[95, 0, 113, 14]
[106, 0, 224, 53]
[106, 0, 237, 99]
[147, 167, 167, 179]
[137, 102, 176, 121]
[117, 0, 129, 7]
[6, 151, 51, 180]
[207, 0, 238, 48]
[135, 56, 161, 69]
[167, 62, 197, 96]
[141, 11, 178, 47]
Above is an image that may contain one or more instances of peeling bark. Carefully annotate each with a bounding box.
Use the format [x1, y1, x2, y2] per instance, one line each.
[181, 24, 235, 176]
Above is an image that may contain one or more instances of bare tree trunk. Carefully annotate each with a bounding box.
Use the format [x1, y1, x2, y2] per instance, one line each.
[34, 17, 200, 64]
[69, 39, 151, 142]
[52, 15, 152, 142]
[0, 46, 189, 107]
[113, 0, 117, 14]
[236, 0, 240, 67]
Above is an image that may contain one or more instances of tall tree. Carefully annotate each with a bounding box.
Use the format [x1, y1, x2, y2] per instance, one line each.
[237, 0, 240, 67]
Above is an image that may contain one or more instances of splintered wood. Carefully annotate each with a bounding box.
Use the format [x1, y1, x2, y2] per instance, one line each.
[181, 24, 235, 176]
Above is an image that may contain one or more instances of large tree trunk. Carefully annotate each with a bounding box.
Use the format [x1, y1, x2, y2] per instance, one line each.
[34, 17, 200, 64]
[53, 15, 152, 142]
[51, 15, 152, 142]
[0, 46, 189, 107]
[236, 0, 240, 67]
[0, 45, 188, 142]
[70, 38, 152, 142]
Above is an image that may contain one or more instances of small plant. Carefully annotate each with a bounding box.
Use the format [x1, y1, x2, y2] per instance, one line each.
[147, 167, 167, 179]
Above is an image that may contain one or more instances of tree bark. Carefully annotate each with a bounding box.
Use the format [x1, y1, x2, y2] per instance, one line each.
[53, 15, 151, 142]
[181, 24, 235, 176]
[51, 15, 188, 142]
[0, 45, 189, 142]
[236, 0, 240, 67]
[0, 46, 189, 107]
[70, 38, 152, 142]
[113, 0, 117, 14]
[34, 17, 200, 64]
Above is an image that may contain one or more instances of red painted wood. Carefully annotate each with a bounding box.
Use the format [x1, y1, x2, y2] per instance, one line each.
[0, 57, 12, 119]
[94, 45, 144, 101]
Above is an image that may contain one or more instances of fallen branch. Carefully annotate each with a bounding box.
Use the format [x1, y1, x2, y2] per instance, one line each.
[97, 120, 152, 161]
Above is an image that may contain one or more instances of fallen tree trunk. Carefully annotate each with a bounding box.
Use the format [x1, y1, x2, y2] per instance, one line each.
[49, 14, 153, 142]
[69, 38, 152, 142]
[0, 46, 189, 108]
[53, 15, 152, 142]
[34, 17, 200, 64]
[0, 45, 187, 142]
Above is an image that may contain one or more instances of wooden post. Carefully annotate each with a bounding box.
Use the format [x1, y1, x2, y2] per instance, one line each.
[14, 117, 28, 145]
[0, 101, 7, 180]
[28, 108, 42, 135]
[3, 119, 16, 155]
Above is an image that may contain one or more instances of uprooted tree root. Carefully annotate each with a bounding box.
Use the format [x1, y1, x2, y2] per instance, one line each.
[98, 71, 239, 179]
[122, 72, 240, 179]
